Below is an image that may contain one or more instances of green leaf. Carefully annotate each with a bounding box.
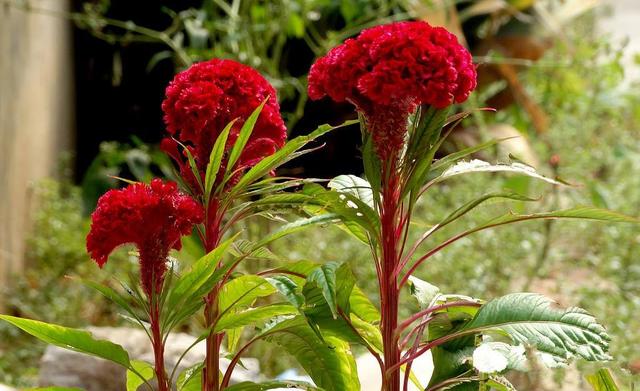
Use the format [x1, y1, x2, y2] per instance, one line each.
[361, 132, 381, 204]
[427, 347, 475, 388]
[462, 293, 612, 363]
[205, 118, 235, 198]
[408, 276, 440, 310]
[226, 380, 323, 390]
[230, 240, 283, 263]
[267, 275, 305, 308]
[477, 207, 639, 229]
[406, 106, 449, 163]
[304, 263, 339, 318]
[256, 214, 341, 248]
[226, 99, 267, 172]
[215, 304, 298, 332]
[437, 192, 537, 228]
[127, 360, 154, 391]
[421, 207, 640, 273]
[175, 139, 204, 192]
[165, 235, 239, 325]
[586, 368, 620, 391]
[75, 278, 139, 322]
[219, 275, 276, 313]
[350, 315, 383, 351]
[225, 324, 243, 353]
[263, 317, 360, 391]
[0, 315, 130, 368]
[254, 186, 379, 244]
[349, 286, 380, 324]
[286, 13, 305, 38]
[328, 175, 374, 208]
[176, 363, 203, 391]
[431, 159, 566, 187]
[486, 376, 517, 391]
[430, 138, 508, 172]
[217, 275, 278, 351]
[231, 121, 354, 196]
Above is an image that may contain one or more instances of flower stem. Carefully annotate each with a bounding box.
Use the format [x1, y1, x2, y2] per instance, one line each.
[203, 200, 224, 391]
[150, 298, 170, 391]
[380, 165, 402, 391]
[204, 290, 222, 391]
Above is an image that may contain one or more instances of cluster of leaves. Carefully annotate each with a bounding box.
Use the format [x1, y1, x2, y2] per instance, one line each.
[2, 4, 640, 391]
[0, 179, 128, 386]
[268, 10, 640, 389]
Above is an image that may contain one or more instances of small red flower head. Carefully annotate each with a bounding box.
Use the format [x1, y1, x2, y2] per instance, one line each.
[161, 59, 287, 192]
[308, 21, 477, 159]
[87, 179, 203, 296]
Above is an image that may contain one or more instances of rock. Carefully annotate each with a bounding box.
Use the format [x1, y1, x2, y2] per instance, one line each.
[356, 352, 433, 391]
[38, 327, 260, 391]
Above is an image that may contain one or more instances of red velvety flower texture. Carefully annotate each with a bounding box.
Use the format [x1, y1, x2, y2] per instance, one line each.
[308, 21, 477, 159]
[161, 59, 287, 191]
[87, 179, 203, 296]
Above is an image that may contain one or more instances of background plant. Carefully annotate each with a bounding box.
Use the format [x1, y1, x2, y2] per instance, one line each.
[2, 2, 640, 390]
[257, 18, 639, 391]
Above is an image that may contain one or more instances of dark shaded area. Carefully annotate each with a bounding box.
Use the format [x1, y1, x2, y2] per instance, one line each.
[72, 0, 200, 181]
[283, 100, 362, 179]
[71, 0, 364, 184]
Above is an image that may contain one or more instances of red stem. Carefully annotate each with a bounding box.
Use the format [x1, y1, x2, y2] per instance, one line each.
[203, 199, 225, 391]
[389, 330, 473, 375]
[395, 301, 481, 338]
[220, 336, 259, 388]
[150, 297, 170, 391]
[380, 163, 402, 391]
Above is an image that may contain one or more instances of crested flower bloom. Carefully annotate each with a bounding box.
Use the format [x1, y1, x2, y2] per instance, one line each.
[161, 59, 287, 192]
[308, 21, 477, 160]
[87, 179, 203, 296]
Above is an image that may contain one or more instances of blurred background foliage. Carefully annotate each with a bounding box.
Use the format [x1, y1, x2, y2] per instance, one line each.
[1, 0, 639, 389]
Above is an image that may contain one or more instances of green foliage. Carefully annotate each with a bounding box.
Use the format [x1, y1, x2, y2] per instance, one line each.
[0, 179, 126, 387]
[464, 293, 611, 363]
[80, 140, 174, 212]
[587, 368, 620, 391]
[126, 360, 154, 391]
[3, 5, 640, 390]
[262, 317, 360, 391]
[0, 315, 131, 368]
[225, 380, 322, 391]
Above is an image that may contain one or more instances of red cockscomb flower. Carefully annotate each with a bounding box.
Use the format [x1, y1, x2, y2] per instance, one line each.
[161, 59, 287, 192]
[308, 21, 477, 159]
[86, 179, 203, 296]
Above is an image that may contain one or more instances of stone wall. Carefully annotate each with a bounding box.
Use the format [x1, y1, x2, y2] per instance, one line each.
[0, 0, 73, 308]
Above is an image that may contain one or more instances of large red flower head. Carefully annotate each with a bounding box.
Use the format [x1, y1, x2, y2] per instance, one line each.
[161, 59, 287, 192]
[87, 179, 204, 296]
[308, 21, 477, 160]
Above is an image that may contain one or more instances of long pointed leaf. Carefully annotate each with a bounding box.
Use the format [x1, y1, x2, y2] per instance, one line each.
[432, 159, 566, 187]
[230, 121, 356, 196]
[215, 304, 298, 332]
[226, 99, 267, 172]
[586, 368, 620, 391]
[204, 119, 236, 198]
[0, 315, 131, 368]
[225, 380, 323, 391]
